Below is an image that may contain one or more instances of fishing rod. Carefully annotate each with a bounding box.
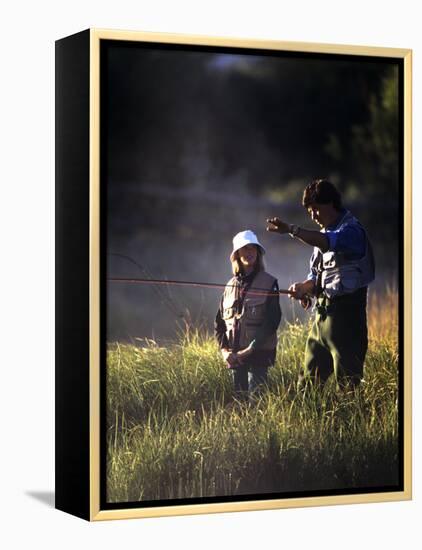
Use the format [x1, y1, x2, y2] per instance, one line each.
[108, 253, 186, 318]
[108, 276, 292, 297]
[108, 253, 313, 306]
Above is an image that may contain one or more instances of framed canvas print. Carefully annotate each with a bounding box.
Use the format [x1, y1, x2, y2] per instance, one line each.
[55, 29, 412, 521]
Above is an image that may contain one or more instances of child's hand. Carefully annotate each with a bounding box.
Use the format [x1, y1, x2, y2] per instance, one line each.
[221, 349, 238, 366]
[236, 340, 255, 358]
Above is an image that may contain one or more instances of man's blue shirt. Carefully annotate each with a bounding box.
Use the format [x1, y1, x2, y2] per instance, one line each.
[307, 209, 366, 281]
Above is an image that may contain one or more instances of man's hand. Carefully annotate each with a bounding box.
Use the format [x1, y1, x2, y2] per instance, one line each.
[288, 280, 315, 310]
[288, 282, 309, 299]
[267, 217, 329, 252]
[266, 217, 290, 235]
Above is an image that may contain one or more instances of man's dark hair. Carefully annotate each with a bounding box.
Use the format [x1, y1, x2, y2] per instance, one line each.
[302, 179, 343, 211]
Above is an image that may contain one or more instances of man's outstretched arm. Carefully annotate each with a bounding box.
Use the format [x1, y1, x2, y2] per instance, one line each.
[266, 217, 329, 252]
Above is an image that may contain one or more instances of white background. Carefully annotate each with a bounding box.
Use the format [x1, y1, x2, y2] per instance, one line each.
[1, 1, 419, 548]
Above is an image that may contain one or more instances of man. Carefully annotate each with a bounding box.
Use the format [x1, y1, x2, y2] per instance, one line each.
[266, 179, 375, 388]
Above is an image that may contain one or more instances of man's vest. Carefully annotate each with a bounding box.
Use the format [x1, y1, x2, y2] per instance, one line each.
[222, 271, 277, 351]
[311, 211, 375, 299]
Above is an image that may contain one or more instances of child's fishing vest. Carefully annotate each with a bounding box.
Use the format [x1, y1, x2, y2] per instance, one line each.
[222, 271, 277, 351]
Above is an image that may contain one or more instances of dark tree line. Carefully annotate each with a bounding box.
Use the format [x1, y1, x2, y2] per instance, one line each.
[104, 44, 400, 263]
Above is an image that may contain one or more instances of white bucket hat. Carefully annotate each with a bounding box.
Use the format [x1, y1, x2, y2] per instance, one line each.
[230, 230, 266, 261]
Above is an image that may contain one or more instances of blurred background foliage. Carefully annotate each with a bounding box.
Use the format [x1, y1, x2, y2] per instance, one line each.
[103, 44, 401, 341]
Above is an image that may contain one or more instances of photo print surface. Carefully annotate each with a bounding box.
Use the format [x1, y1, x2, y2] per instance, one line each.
[100, 40, 403, 508]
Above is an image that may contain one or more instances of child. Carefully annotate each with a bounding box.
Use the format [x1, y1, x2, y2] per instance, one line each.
[215, 230, 281, 400]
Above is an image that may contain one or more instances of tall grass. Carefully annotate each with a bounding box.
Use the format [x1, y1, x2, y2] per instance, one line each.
[106, 289, 399, 503]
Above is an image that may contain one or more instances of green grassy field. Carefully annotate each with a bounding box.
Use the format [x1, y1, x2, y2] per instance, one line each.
[106, 289, 399, 503]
